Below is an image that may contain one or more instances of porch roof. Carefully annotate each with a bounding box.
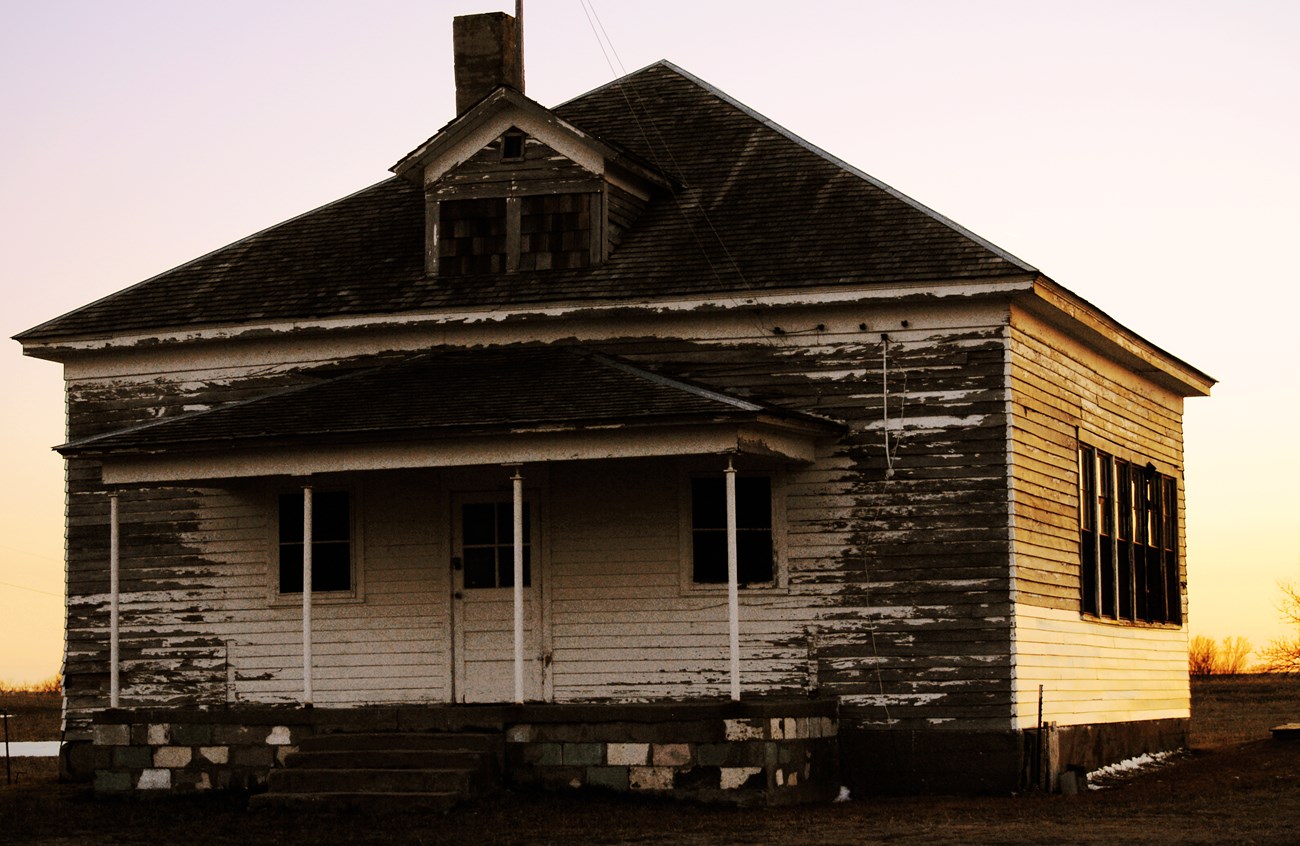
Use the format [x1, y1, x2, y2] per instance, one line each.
[61, 346, 842, 483]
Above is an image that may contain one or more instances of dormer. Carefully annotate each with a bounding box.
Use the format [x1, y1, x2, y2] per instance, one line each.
[392, 12, 668, 278]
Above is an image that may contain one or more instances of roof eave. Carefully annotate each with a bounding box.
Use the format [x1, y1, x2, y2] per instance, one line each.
[1017, 276, 1215, 398]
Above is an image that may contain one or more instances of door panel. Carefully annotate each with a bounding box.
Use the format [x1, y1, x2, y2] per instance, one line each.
[452, 494, 542, 702]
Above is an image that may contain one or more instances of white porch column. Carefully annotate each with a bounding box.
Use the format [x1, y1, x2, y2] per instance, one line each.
[109, 493, 120, 708]
[510, 466, 525, 704]
[725, 458, 741, 701]
[302, 485, 313, 706]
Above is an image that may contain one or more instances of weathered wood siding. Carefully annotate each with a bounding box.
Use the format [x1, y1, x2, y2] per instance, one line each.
[430, 135, 600, 200]
[601, 316, 1015, 730]
[1009, 306, 1189, 728]
[58, 299, 1018, 736]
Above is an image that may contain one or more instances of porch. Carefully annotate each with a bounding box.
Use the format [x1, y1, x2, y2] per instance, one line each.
[81, 698, 841, 806]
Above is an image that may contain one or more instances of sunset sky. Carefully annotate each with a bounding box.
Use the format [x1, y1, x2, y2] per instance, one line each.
[2, 1, 1297, 685]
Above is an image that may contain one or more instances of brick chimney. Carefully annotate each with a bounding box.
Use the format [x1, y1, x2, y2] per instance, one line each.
[453, 12, 522, 115]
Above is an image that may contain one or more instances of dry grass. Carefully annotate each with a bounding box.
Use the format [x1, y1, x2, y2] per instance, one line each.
[1189, 673, 1300, 747]
[0, 690, 61, 742]
[1, 677, 1298, 845]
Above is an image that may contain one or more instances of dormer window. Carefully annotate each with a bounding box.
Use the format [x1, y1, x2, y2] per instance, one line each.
[501, 131, 525, 161]
[397, 94, 667, 279]
[439, 198, 508, 276]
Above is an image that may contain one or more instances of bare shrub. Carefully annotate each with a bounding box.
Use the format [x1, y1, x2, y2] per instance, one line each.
[1189, 635, 1254, 675]
[1189, 635, 1218, 676]
[1218, 636, 1254, 674]
[1260, 582, 1300, 673]
[0, 674, 62, 694]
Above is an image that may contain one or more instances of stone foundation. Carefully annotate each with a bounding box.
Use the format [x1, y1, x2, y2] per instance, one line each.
[502, 702, 839, 804]
[80, 699, 840, 804]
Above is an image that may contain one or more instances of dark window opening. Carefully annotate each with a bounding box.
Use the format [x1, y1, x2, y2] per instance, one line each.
[279, 491, 351, 593]
[691, 476, 773, 585]
[1079, 446, 1180, 625]
[462, 501, 531, 589]
[501, 131, 525, 161]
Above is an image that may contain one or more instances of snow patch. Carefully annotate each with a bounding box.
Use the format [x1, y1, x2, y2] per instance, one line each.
[1086, 750, 1176, 790]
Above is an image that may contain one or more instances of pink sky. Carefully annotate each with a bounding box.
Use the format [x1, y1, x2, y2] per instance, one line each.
[3, 1, 1298, 684]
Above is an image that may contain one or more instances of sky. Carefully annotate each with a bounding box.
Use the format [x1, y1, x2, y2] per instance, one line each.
[2, 0, 1298, 685]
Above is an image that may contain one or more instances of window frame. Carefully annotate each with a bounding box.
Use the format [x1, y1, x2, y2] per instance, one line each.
[1078, 442, 1181, 626]
[269, 484, 364, 606]
[452, 489, 542, 594]
[679, 468, 787, 594]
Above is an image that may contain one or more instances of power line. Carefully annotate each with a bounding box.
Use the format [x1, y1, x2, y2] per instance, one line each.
[0, 580, 62, 599]
[0, 544, 62, 562]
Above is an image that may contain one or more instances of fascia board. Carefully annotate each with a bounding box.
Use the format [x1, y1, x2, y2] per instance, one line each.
[1017, 277, 1215, 397]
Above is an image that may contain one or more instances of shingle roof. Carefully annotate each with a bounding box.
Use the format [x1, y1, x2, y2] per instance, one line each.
[58, 345, 839, 455]
[17, 62, 1034, 343]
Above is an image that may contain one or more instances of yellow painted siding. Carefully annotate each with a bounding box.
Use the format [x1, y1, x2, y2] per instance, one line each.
[1010, 306, 1189, 724]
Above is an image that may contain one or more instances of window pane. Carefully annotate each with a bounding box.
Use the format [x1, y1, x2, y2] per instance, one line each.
[1079, 447, 1095, 531]
[1080, 532, 1097, 615]
[737, 477, 772, 529]
[692, 478, 726, 529]
[738, 532, 774, 583]
[463, 547, 497, 589]
[279, 494, 302, 544]
[280, 543, 304, 593]
[463, 503, 496, 545]
[314, 492, 350, 542]
[312, 542, 351, 591]
[693, 532, 727, 583]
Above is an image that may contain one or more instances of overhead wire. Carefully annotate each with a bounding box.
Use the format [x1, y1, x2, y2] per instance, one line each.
[575, 0, 782, 345]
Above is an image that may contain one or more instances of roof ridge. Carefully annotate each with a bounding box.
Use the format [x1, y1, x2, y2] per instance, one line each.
[637, 61, 1038, 274]
[552, 59, 676, 110]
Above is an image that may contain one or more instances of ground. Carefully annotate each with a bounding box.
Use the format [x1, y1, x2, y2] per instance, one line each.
[2, 676, 1298, 845]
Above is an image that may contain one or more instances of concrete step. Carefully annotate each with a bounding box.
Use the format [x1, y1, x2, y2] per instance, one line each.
[298, 732, 500, 754]
[267, 766, 479, 795]
[284, 749, 488, 770]
[249, 790, 463, 814]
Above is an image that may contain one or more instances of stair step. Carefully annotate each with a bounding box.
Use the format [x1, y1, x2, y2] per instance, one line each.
[298, 732, 500, 753]
[285, 749, 489, 770]
[267, 767, 480, 795]
[249, 790, 464, 814]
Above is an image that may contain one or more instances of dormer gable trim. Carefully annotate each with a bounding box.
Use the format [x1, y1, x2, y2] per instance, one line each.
[392, 87, 668, 193]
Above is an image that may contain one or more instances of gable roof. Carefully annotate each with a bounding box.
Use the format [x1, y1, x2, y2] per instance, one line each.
[17, 62, 1035, 344]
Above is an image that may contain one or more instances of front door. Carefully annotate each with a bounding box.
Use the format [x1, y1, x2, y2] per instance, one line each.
[451, 494, 543, 702]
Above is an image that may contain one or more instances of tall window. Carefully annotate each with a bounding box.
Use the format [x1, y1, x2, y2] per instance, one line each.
[1079, 446, 1180, 624]
[461, 502, 531, 589]
[691, 476, 773, 585]
[278, 491, 351, 593]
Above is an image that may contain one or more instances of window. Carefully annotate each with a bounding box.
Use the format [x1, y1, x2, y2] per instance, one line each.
[691, 476, 773, 585]
[501, 131, 525, 161]
[461, 501, 531, 589]
[1079, 446, 1180, 624]
[439, 197, 508, 276]
[518, 193, 592, 271]
[278, 491, 352, 593]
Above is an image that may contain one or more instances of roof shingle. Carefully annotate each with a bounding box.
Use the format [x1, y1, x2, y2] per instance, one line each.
[18, 62, 1033, 343]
